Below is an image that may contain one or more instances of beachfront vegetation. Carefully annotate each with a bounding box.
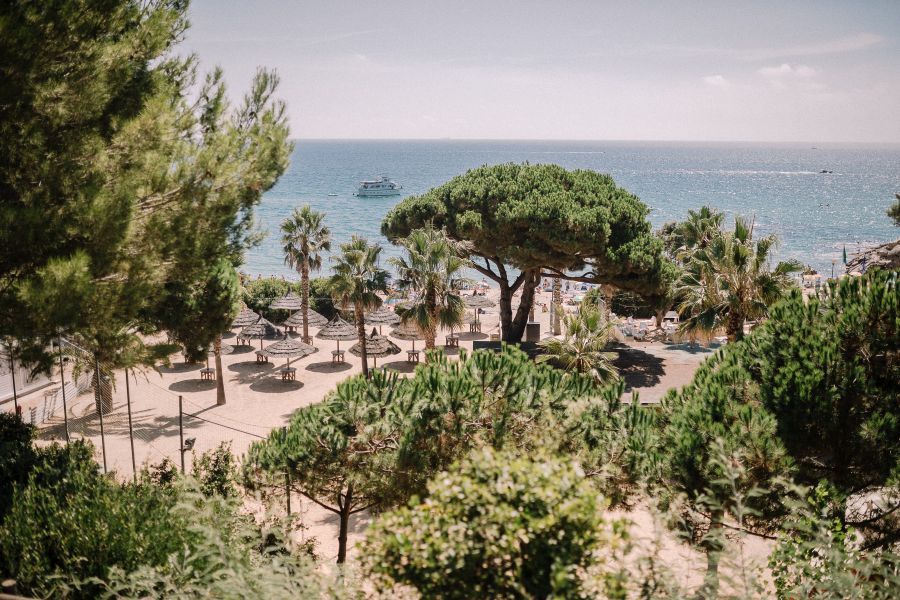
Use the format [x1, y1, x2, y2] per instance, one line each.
[248, 346, 600, 564]
[390, 225, 468, 350]
[890, 193, 900, 227]
[0, 0, 290, 373]
[382, 163, 668, 342]
[363, 448, 618, 599]
[537, 303, 619, 384]
[676, 217, 802, 341]
[328, 236, 389, 379]
[281, 205, 332, 341]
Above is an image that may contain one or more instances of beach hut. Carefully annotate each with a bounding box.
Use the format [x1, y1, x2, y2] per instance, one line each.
[390, 320, 427, 362]
[261, 337, 317, 381]
[316, 316, 359, 363]
[349, 328, 401, 370]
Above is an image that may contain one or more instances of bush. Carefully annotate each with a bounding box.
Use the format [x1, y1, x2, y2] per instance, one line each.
[362, 448, 621, 600]
[192, 442, 238, 498]
[0, 413, 36, 519]
[241, 276, 335, 320]
[0, 441, 191, 599]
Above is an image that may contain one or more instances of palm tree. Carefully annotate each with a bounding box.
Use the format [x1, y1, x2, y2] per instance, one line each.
[663, 206, 725, 261]
[329, 236, 388, 378]
[281, 205, 331, 343]
[537, 304, 619, 384]
[676, 217, 801, 342]
[390, 226, 467, 352]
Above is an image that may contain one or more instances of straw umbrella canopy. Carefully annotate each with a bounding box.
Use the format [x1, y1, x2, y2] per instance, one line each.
[240, 318, 280, 350]
[462, 294, 495, 325]
[390, 319, 426, 351]
[364, 304, 400, 334]
[349, 328, 401, 368]
[231, 306, 260, 329]
[269, 291, 303, 311]
[261, 337, 317, 370]
[315, 316, 359, 352]
[283, 308, 328, 329]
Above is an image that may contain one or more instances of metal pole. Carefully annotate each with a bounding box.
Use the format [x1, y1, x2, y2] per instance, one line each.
[94, 353, 107, 474]
[125, 369, 136, 483]
[178, 394, 185, 474]
[285, 471, 292, 515]
[9, 353, 18, 418]
[57, 338, 70, 442]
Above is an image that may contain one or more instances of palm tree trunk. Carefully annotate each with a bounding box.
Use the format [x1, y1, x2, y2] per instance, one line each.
[425, 288, 437, 350]
[552, 277, 562, 335]
[355, 302, 369, 378]
[301, 259, 310, 342]
[726, 310, 744, 343]
[214, 335, 226, 406]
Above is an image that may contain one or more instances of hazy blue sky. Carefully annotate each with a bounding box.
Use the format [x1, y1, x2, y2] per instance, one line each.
[183, 0, 900, 142]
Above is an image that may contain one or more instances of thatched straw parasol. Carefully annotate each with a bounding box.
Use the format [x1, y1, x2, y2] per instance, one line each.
[283, 308, 328, 329]
[847, 239, 900, 274]
[363, 304, 400, 334]
[270, 291, 304, 311]
[232, 306, 260, 329]
[462, 294, 495, 326]
[240, 318, 280, 350]
[349, 328, 401, 368]
[315, 316, 359, 352]
[205, 342, 234, 369]
[390, 319, 426, 351]
[261, 337, 317, 370]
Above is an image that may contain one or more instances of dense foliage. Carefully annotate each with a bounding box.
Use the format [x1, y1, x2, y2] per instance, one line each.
[744, 270, 899, 545]
[363, 448, 619, 599]
[0, 0, 290, 369]
[676, 217, 801, 341]
[247, 346, 600, 563]
[382, 163, 667, 342]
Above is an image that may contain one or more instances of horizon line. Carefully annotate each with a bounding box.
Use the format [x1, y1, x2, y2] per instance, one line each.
[289, 137, 900, 146]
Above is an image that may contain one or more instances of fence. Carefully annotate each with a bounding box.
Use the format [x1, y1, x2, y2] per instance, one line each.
[32, 338, 273, 483]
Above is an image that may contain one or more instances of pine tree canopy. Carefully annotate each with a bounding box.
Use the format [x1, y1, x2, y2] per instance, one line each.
[0, 0, 291, 366]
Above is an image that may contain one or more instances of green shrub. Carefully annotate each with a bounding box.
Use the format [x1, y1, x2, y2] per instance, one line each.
[362, 448, 621, 600]
[0, 441, 191, 599]
[192, 442, 238, 498]
[0, 413, 36, 519]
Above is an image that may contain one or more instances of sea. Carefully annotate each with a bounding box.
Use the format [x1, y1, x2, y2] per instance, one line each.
[245, 140, 900, 280]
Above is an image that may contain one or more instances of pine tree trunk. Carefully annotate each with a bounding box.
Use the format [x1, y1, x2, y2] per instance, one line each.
[214, 335, 226, 406]
[355, 302, 369, 378]
[301, 259, 310, 343]
[499, 280, 514, 342]
[698, 508, 725, 599]
[506, 270, 540, 342]
[337, 484, 353, 564]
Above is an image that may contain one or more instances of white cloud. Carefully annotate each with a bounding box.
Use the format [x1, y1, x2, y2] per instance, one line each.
[758, 63, 817, 79]
[702, 74, 730, 87]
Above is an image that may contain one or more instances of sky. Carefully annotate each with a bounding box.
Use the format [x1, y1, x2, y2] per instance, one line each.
[182, 0, 900, 143]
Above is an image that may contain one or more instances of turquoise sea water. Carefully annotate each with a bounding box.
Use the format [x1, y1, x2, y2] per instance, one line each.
[245, 140, 900, 279]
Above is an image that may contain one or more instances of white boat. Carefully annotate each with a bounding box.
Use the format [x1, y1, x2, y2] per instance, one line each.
[356, 176, 402, 197]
